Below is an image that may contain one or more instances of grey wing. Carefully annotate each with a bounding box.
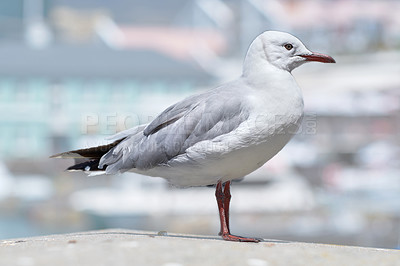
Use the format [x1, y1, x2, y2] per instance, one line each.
[143, 93, 202, 136]
[99, 86, 250, 173]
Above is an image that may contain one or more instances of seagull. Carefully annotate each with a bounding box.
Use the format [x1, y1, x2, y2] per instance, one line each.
[52, 31, 335, 242]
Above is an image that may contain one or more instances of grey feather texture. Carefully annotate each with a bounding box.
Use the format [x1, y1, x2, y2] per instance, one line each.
[99, 82, 251, 173]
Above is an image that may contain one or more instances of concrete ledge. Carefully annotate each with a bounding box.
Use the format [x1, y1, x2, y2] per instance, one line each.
[1, 229, 399, 266]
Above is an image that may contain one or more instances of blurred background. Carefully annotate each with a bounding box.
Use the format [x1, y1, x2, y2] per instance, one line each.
[1, 0, 400, 249]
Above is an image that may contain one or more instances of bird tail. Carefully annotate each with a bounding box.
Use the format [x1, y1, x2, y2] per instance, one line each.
[50, 139, 125, 173]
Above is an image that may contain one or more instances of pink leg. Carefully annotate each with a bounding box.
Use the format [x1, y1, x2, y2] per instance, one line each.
[215, 181, 226, 236]
[223, 181, 231, 231]
[215, 181, 260, 242]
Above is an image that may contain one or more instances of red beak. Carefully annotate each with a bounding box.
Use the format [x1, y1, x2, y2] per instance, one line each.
[300, 52, 336, 63]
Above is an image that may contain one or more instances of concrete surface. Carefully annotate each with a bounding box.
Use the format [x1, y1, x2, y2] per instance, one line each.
[0, 229, 399, 266]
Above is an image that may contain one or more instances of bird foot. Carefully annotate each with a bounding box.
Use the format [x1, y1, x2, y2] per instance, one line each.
[221, 233, 261, 243]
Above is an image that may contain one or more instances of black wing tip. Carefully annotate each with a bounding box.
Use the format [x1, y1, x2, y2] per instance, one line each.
[66, 159, 106, 172]
[50, 138, 125, 160]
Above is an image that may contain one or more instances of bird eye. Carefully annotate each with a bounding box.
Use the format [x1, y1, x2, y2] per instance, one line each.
[284, 44, 293, 50]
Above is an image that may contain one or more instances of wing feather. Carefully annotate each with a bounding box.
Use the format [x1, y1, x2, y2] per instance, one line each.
[100, 82, 251, 172]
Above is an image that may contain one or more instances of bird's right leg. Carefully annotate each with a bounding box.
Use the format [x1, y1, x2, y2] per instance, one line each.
[222, 181, 231, 231]
[215, 181, 227, 236]
[215, 180, 260, 242]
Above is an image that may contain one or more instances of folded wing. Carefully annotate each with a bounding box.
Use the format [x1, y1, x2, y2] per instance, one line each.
[100, 86, 251, 174]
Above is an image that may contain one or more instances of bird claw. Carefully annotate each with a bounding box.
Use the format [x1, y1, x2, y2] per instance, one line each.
[221, 234, 261, 243]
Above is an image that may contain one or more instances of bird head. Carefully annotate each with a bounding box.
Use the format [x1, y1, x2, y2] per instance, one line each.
[244, 31, 335, 73]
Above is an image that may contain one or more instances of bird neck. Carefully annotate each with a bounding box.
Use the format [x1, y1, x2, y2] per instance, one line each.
[242, 59, 294, 89]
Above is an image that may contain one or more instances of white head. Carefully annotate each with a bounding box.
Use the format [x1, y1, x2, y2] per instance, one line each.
[244, 31, 335, 73]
